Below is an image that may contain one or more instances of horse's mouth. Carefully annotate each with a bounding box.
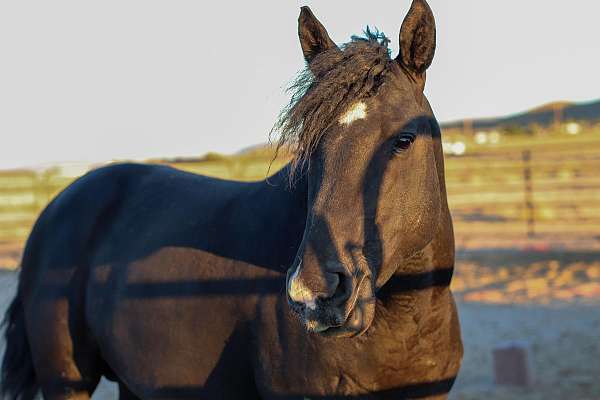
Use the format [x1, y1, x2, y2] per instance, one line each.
[303, 274, 375, 338]
[311, 302, 372, 338]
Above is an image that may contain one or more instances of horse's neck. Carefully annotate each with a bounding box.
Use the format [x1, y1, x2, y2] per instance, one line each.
[235, 165, 308, 270]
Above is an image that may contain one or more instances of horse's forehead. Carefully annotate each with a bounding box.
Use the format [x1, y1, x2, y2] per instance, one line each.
[338, 101, 367, 126]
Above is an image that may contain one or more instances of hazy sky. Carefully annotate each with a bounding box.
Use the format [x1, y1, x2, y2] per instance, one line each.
[1, 1, 598, 169]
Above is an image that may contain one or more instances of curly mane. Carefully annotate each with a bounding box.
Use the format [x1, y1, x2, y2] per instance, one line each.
[271, 29, 394, 181]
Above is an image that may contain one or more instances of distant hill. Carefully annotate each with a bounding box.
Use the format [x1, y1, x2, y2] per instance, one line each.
[442, 99, 600, 131]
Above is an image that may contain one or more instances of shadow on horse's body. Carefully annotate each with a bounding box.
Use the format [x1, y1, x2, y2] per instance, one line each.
[2, 1, 462, 398]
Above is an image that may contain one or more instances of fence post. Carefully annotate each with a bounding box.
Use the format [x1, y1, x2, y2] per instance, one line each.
[522, 150, 535, 238]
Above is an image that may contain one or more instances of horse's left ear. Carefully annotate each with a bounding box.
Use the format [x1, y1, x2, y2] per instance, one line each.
[298, 6, 338, 65]
[396, 0, 436, 86]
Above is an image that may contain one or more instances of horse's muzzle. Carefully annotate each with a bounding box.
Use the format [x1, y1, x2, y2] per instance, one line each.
[286, 267, 374, 337]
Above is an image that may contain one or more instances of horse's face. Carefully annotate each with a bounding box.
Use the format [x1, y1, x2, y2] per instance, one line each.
[286, 0, 441, 337]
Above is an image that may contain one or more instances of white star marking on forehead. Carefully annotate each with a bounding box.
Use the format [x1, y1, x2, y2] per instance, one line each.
[338, 101, 367, 125]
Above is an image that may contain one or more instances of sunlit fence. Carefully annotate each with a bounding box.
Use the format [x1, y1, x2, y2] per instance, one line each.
[0, 169, 71, 242]
[1, 136, 600, 252]
[446, 144, 600, 249]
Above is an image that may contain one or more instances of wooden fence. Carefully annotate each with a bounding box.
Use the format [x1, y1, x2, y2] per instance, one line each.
[1, 144, 600, 251]
[445, 146, 600, 249]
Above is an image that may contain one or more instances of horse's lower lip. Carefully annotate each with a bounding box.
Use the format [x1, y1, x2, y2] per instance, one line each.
[297, 272, 371, 336]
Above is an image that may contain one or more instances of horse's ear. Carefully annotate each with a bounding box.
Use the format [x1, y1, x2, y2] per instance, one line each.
[298, 6, 338, 65]
[396, 0, 436, 82]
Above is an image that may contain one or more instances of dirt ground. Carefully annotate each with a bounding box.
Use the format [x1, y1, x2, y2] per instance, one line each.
[450, 302, 600, 400]
[0, 248, 598, 399]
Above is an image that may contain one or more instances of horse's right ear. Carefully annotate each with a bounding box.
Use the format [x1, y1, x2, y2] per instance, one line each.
[298, 6, 338, 65]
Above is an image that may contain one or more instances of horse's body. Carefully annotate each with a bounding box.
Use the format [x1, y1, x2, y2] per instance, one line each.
[2, 1, 463, 399]
[11, 164, 305, 399]
[6, 162, 460, 399]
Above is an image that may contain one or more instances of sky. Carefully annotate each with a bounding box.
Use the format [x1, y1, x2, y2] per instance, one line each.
[0, 0, 599, 169]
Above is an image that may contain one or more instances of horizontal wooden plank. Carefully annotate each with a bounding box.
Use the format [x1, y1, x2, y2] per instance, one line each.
[453, 222, 600, 234]
[445, 159, 600, 173]
[448, 190, 600, 206]
[447, 181, 600, 196]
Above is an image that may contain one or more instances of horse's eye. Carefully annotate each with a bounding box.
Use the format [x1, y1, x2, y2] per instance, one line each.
[392, 133, 416, 155]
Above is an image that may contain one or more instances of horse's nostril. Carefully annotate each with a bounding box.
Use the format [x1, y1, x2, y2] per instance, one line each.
[287, 268, 351, 309]
[330, 273, 350, 305]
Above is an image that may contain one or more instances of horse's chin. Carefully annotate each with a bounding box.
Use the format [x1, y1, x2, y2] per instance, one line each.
[317, 299, 376, 338]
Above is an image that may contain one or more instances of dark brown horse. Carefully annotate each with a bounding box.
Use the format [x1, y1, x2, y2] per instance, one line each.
[1, 1, 462, 398]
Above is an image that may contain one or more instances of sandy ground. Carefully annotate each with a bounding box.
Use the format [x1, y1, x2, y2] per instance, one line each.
[450, 302, 600, 400]
[0, 248, 598, 399]
[449, 249, 600, 399]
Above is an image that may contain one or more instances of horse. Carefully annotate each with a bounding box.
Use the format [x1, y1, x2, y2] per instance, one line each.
[1, 1, 462, 398]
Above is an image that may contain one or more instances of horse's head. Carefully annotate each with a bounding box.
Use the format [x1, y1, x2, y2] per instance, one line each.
[281, 0, 442, 338]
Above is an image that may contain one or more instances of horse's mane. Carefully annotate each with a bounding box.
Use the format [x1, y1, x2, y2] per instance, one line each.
[271, 29, 393, 182]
